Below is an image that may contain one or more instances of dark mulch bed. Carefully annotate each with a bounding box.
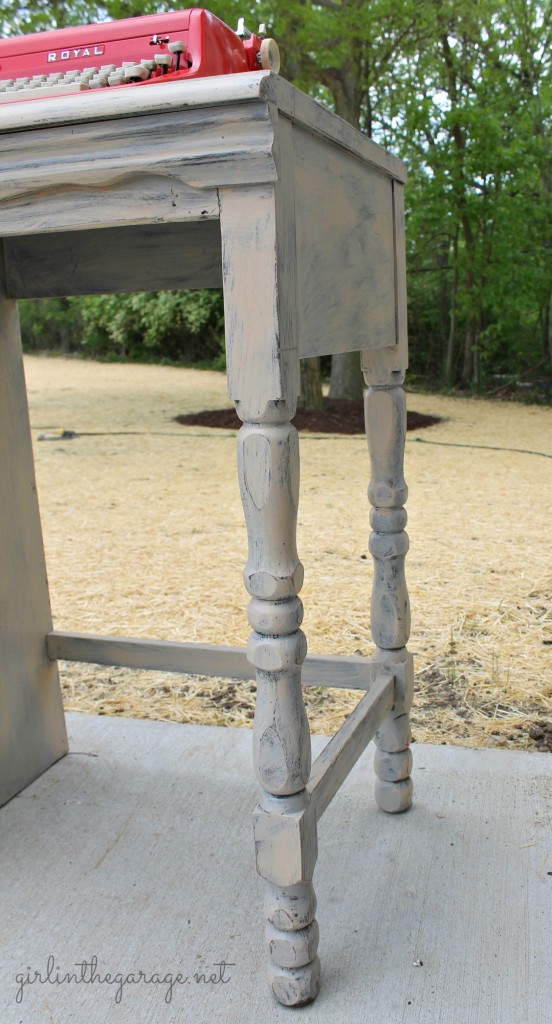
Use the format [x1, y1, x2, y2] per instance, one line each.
[175, 398, 441, 435]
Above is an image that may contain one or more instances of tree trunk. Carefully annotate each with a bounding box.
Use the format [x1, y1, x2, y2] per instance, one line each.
[444, 225, 459, 385]
[461, 316, 481, 388]
[460, 213, 478, 388]
[298, 357, 324, 410]
[544, 290, 548, 362]
[328, 351, 364, 399]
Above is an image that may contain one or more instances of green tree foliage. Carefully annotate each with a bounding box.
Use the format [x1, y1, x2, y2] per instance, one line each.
[18, 297, 81, 353]
[4, 0, 550, 391]
[393, 0, 551, 387]
[19, 291, 225, 365]
[1, 0, 173, 34]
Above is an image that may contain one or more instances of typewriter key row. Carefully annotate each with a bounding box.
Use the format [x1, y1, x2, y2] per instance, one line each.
[0, 57, 177, 101]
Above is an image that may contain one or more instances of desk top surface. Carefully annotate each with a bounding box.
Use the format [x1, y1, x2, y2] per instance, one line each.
[0, 70, 405, 183]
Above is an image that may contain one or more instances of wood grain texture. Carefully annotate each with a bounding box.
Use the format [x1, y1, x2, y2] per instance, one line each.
[268, 77, 406, 183]
[375, 712, 412, 753]
[361, 181, 408, 384]
[253, 792, 320, 1005]
[293, 124, 398, 358]
[46, 631, 384, 690]
[0, 71, 274, 133]
[0, 174, 219, 238]
[365, 387, 410, 650]
[374, 704, 414, 811]
[363, 384, 413, 813]
[4, 221, 222, 298]
[0, 253, 67, 807]
[233, 320, 319, 1003]
[307, 673, 394, 820]
[393, 183, 408, 366]
[219, 183, 299, 421]
[0, 100, 276, 236]
[0, 72, 406, 184]
[253, 793, 318, 887]
[238, 419, 307, 796]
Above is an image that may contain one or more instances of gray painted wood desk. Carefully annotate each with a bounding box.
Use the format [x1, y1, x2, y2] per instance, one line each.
[0, 71, 413, 1006]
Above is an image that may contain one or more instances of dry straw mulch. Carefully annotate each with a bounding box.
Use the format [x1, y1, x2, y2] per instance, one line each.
[25, 355, 552, 752]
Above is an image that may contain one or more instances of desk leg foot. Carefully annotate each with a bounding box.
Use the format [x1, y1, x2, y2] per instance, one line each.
[374, 711, 413, 812]
[255, 814, 320, 1004]
[265, 879, 320, 1004]
[237, 413, 320, 1006]
[269, 957, 322, 1007]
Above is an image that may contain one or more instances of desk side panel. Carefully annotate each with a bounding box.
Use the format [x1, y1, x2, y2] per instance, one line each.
[361, 181, 408, 383]
[290, 123, 398, 359]
[0, 251, 68, 806]
[4, 221, 223, 299]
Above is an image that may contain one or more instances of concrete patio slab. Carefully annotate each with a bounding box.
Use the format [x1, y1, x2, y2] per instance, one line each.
[1, 712, 550, 1023]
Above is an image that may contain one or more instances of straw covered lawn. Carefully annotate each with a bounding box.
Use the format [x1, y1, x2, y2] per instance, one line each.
[25, 354, 552, 751]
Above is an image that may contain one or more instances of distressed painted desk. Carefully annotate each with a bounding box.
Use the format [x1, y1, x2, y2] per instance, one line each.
[0, 72, 413, 1006]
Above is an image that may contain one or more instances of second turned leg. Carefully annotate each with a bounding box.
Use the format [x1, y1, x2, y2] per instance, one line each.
[237, 408, 320, 1006]
[364, 383, 414, 814]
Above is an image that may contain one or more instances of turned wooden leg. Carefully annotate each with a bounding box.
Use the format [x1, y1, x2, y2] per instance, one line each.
[237, 404, 320, 1006]
[364, 383, 413, 813]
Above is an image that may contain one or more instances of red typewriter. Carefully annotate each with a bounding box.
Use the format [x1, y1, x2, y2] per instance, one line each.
[0, 9, 280, 103]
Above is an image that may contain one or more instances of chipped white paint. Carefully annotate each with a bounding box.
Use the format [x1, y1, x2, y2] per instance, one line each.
[46, 630, 389, 690]
[307, 673, 395, 820]
[0, 249, 67, 807]
[4, 222, 224, 298]
[363, 310, 413, 814]
[236, 397, 320, 1002]
[294, 126, 398, 358]
[0, 72, 406, 184]
[365, 386, 410, 651]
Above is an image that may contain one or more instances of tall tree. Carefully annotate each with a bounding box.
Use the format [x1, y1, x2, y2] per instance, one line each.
[390, 0, 551, 386]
